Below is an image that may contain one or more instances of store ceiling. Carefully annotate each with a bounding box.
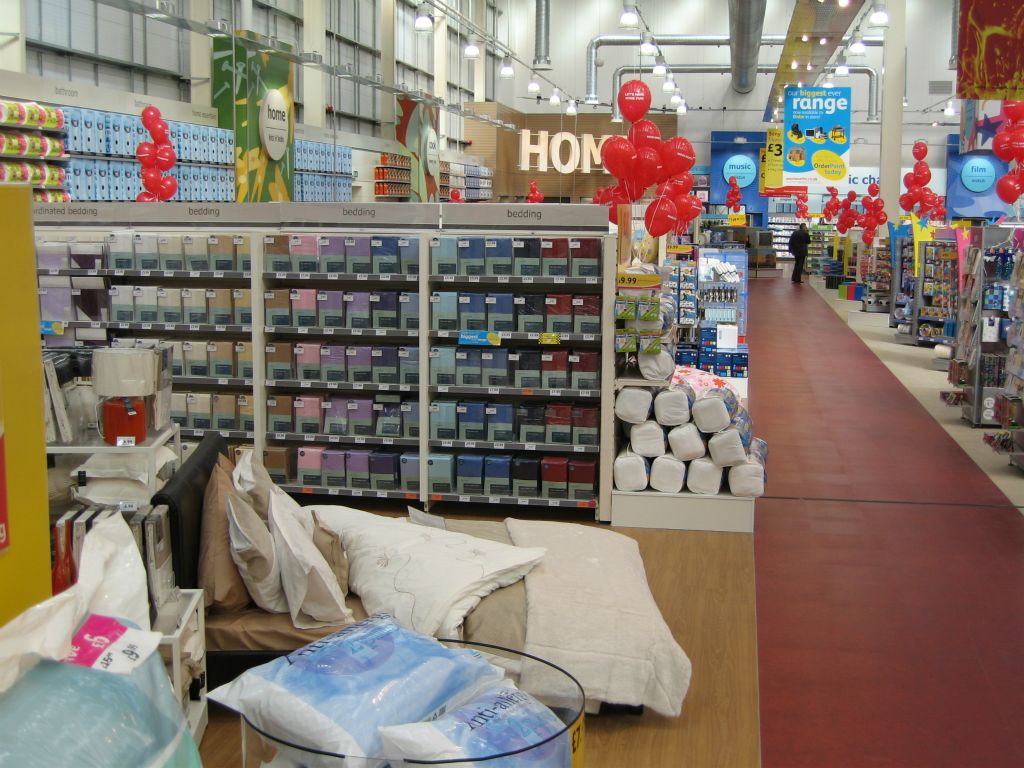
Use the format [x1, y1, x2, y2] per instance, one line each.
[763, 0, 867, 122]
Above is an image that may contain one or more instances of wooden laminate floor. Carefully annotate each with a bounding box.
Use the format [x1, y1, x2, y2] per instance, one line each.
[198, 525, 761, 768]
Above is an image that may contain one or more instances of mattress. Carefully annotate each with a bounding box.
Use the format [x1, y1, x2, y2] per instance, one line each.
[614, 387, 653, 424]
[649, 455, 686, 493]
[686, 457, 723, 495]
[629, 420, 667, 458]
[668, 423, 706, 461]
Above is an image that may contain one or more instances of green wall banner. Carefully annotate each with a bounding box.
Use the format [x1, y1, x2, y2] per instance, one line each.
[395, 96, 440, 202]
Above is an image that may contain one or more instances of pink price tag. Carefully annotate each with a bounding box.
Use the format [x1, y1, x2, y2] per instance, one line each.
[65, 615, 128, 668]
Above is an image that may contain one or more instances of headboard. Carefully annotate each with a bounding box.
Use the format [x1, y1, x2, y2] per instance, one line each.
[151, 433, 228, 589]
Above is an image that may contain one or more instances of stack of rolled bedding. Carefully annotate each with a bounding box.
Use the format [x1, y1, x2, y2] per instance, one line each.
[613, 375, 768, 497]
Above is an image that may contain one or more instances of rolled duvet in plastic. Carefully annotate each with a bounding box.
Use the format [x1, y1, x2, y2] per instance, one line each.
[668, 423, 706, 461]
[629, 420, 666, 457]
[614, 447, 650, 491]
[614, 387, 653, 424]
[691, 387, 739, 434]
[686, 457, 723, 495]
[654, 384, 694, 426]
[650, 455, 687, 493]
[728, 438, 768, 498]
[638, 350, 676, 382]
[708, 408, 753, 467]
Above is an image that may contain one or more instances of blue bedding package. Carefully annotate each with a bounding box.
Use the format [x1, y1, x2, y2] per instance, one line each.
[209, 614, 501, 760]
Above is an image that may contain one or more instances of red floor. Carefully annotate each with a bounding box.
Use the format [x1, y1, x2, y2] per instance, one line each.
[748, 277, 1024, 768]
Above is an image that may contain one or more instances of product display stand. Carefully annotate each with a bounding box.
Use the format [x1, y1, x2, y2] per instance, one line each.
[34, 203, 615, 520]
[890, 236, 916, 334]
[913, 238, 959, 344]
[153, 588, 207, 742]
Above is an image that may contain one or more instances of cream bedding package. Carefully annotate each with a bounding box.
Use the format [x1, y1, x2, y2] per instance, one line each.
[613, 369, 767, 497]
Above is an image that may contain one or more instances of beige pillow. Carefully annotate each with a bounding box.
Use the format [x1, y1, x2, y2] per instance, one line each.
[312, 510, 349, 597]
[269, 489, 353, 629]
[232, 449, 275, 520]
[226, 493, 288, 613]
[198, 457, 251, 613]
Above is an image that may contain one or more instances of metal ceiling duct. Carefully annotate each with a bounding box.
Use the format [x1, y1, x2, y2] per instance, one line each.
[728, 0, 769, 94]
[610, 63, 880, 122]
[534, 0, 551, 70]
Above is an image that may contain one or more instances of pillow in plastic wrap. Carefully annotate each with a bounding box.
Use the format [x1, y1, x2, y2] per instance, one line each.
[209, 614, 502, 763]
[629, 421, 666, 458]
[0, 643, 201, 768]
[709, 408, 753, 467]
[614, 387, 653, 424]
[638, 351, 675, 382]
[613, 448, 650, 491]
[649, 455, 687, 493]
[668, 423, 706, 461]
[653, 385, 694, 426]
[728, 438, 768, 498]
[379, 681, 570, 767]
[686, 457, 723, 495]
[691, 387, 739, 434]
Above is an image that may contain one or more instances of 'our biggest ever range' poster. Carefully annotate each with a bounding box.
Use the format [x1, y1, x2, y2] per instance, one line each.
[783, 86, 852, 188]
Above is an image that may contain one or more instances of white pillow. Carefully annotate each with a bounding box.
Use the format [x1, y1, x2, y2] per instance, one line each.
[226, 495, 288, 613]
[309, 505, 545, 637]
[72, 477, 153, 506]
[269, 490, 353, 629]
[69, 446, 178, 484]
[232, 448, 276, 519]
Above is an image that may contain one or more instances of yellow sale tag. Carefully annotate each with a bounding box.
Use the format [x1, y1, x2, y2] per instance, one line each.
[569, 714, 585, 767]
[538, 332, 561, 345]
[727, 213, 747, 226]
[616, 271, 661, 289]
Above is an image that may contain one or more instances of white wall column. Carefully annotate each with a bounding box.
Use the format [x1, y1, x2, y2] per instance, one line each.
[879, 0, 906, 220]
[301, 0, 325, 128]
[187, 0, 213, 107]
[472, 0, 486, 101]
[380, 0, 397, 130]
[433, 12, 449, 145]
[239, 0, 253, 31]
[0, 0, 27, 73]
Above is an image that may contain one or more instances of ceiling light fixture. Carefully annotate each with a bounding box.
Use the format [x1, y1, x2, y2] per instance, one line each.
[943, 99, 956, 116]
[549, 88, 561, 106]
[819, 37, 828, 45]
[414, 2, 433, 31]
[662, 75, 676, 93]
[902, 94, 909, 107]
[670, 89, 682, 105]
[801, 33, 809, 42]
[464, 35, 480, 59]
[870, 1, 889, 26]
[566, 99, 577, 116]
[797, 80, 804, 87]
[823, 79, 835, 88]
[849, 30, 866, 54]
[931, 121, 938, 127]
[676, 99, 687, 115]
[652, 55, 668, 77]
[499, 56, 514, 78]
[791, 60, 798, 70]
[835, 55, 849, 76]
[806, 62, 814, 71]
[640, 32, 657, 56]
[777, 95, 784, 103]
[527, 73, 540, 93]
[838, 0, 850, 7]
[620, 3, 640, 29]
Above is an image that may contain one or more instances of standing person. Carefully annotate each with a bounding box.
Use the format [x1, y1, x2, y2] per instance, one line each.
[788, 222, 811, 284]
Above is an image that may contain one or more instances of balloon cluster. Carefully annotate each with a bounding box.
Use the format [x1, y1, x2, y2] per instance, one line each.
[725, 176, 743, 212]
[794, 190, 810, 219]
[591, 80, 703, 236]
[448, 189, 463, 203]
[821, 187, 842, 221]
[993, 101, 1024, 206]
[526, 180, 544, 203]
[898, 141, 946, 223]
[134, 106, 178, 202]
[833, 182, 888, 245]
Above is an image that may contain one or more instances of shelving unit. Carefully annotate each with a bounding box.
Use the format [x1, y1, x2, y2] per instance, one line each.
[861, 239, 892, 314]
[914, 239, 959, 343]
[153, 588, 207, 742]
[890, 237, 916, 332]
[46, 423, 181, 494]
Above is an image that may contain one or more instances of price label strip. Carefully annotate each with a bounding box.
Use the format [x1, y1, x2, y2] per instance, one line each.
[616, 271, 662, 289]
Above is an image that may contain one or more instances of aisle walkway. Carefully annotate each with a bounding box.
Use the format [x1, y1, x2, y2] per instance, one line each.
[749, 277, 1024, 768]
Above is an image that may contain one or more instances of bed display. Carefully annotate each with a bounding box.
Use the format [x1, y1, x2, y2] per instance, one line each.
[613, 367, 767, 497]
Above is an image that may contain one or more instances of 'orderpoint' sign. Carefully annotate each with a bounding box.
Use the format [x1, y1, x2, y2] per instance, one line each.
[259, 89, 291, 161]
[723, 154, 757, 188]
[783, 86, 851, 187]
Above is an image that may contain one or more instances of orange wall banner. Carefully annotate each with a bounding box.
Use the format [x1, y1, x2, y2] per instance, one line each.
[957, 1, 1024, 99]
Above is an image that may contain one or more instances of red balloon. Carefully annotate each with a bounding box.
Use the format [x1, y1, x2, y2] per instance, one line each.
[157, 175, 178, 201]
[1007, 127, 1024, 162]
[993, 131, 1015, 162]
[658, 171, 694, 197]
[149, 119, 169, 144]
[899, 193, 914, 211]
[902, 172, 917, 189]
[660, 136, 696, 176]
[155, 144, 177, 172]
[1003, 101, 1024, 122]
[592, 186, 614, 205]
[621, 172, 647, 201]
[861, 195, 873, 208]
[914, 161, 932, 185]
[633, 146, 662, 188]
[628, 120, 662, 151]
[617, 79, 652, 123]
[142, 167, 162, 193]
[867, 182, 880, 196]
[600, 136, 637, 179]
[872, 197, 886, 212]
[996, 174, 1023, 205]
[861, 230, 875, 246]
[644, 196, 678, 237]
[141, 105, 162, 130]
[877, 210, 889, 225]
[136, 141, 157, 167]
[912, 140, 928, 161]
[846, 190, 858, 202]
[136, 191, 158, 203]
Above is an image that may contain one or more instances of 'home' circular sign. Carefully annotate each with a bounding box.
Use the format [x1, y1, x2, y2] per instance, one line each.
[259, 89, 291, 161]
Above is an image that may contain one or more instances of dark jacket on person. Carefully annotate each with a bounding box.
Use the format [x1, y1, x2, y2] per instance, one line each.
[788, 228, 811, 258]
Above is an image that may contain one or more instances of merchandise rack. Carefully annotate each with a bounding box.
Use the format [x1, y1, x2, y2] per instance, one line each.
[34, 202, 616, 519]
